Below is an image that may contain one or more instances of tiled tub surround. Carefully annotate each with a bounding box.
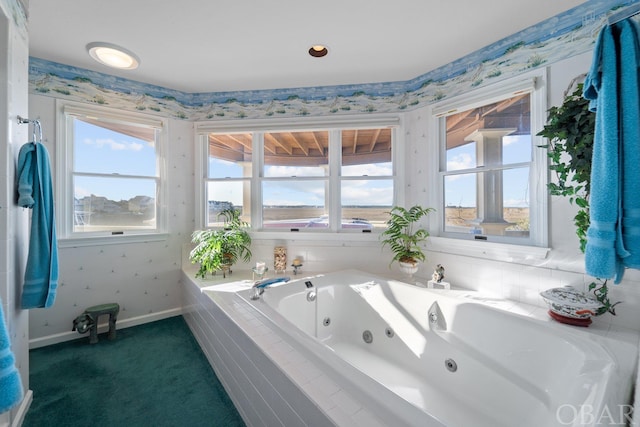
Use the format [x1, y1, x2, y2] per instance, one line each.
[182, 268, 639, 427]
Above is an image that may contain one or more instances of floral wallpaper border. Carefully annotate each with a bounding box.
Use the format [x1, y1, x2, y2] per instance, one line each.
[29, 0, 634, 121]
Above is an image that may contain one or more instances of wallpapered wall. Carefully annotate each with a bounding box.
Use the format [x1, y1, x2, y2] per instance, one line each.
[28, 1, 632, 121]
[27, 96, 194, 346]
[1, 0, 32, 421]
[26, 0, 640, 344]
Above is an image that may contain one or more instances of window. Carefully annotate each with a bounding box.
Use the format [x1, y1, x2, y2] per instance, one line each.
[198, 118, 399, 233]
[340, 128, 394, 230]
[432, 73, 547, 247]
[206, 132, 252, 227]
[57, 101, 167, 243]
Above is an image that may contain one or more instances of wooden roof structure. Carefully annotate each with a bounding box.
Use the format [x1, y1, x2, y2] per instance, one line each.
[208, 128, 392, 166]
[445, 93, 530, 149]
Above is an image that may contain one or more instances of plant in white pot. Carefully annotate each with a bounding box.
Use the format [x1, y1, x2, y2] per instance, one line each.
[381, 205, 435, 276]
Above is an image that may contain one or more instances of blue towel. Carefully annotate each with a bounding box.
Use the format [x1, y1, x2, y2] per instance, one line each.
[618, 21, 640, 269]
[583, 19, 640, 283]
[17, 142, 58, 308]
[0, 298, 23, 413]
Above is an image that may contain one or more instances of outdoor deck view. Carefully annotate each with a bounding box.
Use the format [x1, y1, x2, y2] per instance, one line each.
[207, 128, 394, 230]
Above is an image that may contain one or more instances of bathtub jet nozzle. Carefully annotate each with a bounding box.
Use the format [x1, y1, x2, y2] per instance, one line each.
[428, 301, 447, 332]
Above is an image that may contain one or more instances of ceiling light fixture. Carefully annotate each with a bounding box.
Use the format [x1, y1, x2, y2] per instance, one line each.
[87, 42, 140, 70]
[308, 45, 328, 58]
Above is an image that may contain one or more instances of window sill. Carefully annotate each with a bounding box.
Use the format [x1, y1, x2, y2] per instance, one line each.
[58, 233, 169, 248]
[427, 236, 549, 263]
[249, 230, 381, 242]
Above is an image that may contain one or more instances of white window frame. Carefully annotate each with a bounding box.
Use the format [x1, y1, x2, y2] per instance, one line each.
[56, 100, 168, 247]
[427, 70, 549, 260]
[195, 115, 403, 240]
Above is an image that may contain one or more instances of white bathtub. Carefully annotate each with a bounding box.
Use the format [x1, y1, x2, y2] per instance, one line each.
[236, 269, 630, 427]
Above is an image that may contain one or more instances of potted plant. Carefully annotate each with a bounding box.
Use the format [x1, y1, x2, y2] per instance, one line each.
[537, 82, 619, 315]
[190, 208, 252, 279]
[381, 205, 435, 275]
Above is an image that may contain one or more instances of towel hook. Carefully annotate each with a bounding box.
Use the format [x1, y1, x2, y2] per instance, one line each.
[33, 120, 42, 144]
[17, 115, 43, 144]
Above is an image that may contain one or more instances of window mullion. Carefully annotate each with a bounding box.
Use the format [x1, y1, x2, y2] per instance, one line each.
[442, 161, 532, 177]
[73, 171, 158, 180]
[329, 129, 341, 232]
[253, 133, 263, 229]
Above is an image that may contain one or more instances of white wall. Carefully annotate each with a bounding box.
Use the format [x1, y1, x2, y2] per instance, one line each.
[0, 0, 32, 423]
[27, 95, 195, 346]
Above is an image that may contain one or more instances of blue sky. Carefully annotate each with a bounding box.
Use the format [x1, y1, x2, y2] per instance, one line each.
[208, 158, 393, 207]
[445, 135, 530, 208]
[74, 119, 157, 201]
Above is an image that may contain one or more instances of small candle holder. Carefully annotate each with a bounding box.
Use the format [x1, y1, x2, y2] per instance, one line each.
[291, 263, 303, 275]
[252, 266, 268, 281]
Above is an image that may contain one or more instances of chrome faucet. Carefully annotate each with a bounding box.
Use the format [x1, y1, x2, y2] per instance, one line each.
[250, 277, 290, 300]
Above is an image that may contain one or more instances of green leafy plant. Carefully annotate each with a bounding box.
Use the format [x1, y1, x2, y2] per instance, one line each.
[380, 205, 435, 266]
[589, 280, 621, 316]
[190, 209, 252, 279]
[537, 84, 594, 252]
[538, 82, 618, 315]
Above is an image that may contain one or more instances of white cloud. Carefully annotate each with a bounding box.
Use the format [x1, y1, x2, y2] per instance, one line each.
[74, 185, 91, 198]
[446, 152, 474, 171]
[503, 135, 531, 146]
[83, 137, 144, 151]
[341, 182, 392, 205]
[446, 153, 475, 181]
[265, 165, 325, 177]
[342, 163, 392, 176]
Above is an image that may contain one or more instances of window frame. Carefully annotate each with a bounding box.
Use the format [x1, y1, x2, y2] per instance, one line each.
[195, 115, 402, 239]
[428, 70, 549, 256]
[56, 100, 168, 246]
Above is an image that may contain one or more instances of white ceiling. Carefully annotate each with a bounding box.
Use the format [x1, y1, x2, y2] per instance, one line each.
[27, 0, 585, 94]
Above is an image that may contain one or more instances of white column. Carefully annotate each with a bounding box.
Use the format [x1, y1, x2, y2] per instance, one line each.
[463, 128, 516, 235]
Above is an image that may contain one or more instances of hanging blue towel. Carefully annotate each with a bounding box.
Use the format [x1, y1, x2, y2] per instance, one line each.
[17, 142, 58, 308]
[583, 19, 640, 283]
[617, 21, 640, 270]
[0, 299, 23, 413]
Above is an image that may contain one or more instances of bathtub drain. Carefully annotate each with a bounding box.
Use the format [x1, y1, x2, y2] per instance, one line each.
[322, 317, 331, 326]
[362, 330, 373, 344]
[445, 358, 458, 372]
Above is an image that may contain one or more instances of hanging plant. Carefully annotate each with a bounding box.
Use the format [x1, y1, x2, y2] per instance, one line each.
[537, 82, 619, 315]
[537, 83, 594, 252]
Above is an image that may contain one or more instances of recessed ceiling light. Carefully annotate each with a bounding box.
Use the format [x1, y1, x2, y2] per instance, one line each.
[87, 42, 140, 70]
[308, 45, 328, 58]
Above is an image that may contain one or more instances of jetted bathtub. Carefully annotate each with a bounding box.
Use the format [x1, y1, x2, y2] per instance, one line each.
[237, 269, 629, 427]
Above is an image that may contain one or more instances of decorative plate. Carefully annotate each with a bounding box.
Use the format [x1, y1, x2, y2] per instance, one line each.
[540, 287, 604, 319]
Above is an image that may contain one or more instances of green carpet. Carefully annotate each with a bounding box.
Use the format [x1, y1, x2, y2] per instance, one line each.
[23, 316, 245, 427]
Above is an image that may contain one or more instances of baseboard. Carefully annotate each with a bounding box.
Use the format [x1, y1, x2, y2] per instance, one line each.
[11, 389, 32, 427]
[28, 308, 183, 349]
